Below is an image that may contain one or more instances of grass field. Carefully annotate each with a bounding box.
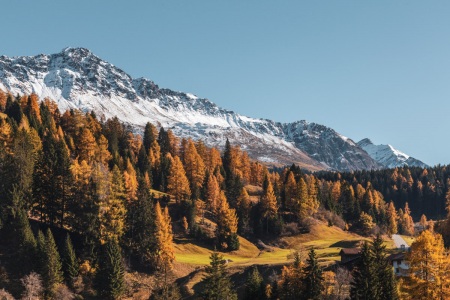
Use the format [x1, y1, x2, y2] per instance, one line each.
[174, 222, 368, 269]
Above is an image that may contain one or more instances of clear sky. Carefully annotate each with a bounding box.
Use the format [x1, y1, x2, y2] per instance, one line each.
[2, 1, 450, 166]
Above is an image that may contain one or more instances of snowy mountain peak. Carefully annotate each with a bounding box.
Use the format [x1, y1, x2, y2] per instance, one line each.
[0, 48, 428, 171]
[357, 139, 427, 169]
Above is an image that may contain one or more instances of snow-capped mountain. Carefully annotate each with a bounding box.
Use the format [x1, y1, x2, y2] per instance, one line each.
[357, 138, 428, 169]
[0, 47, 424, 171]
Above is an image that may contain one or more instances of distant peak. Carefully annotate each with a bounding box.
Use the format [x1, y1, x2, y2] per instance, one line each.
[358, 138, 373, 146]
[61, 47, 93, 57]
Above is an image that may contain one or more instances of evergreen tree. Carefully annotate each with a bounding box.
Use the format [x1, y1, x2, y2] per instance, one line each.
[245, 266, 265, 300]
[125, 177, 156, 266]
[350, 242, 375, 300]
[372, 234, 399, 300]
[43, 228, 64, 297]
[96, 239, 125, 300]
[61, 234, 79, 286]
[303, 248, 324, 300]
[201, 250, 237, 300]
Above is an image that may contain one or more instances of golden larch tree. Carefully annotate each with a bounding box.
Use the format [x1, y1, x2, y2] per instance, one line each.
[407, 230, 450, 299]
[216, 191, 239, 250]
[123, 158, 138, 202]
[77, 127, 97, 163]
[206, 173, 220, 213]
[166, 153, 191, 202]
[183, 139, 205, 195]
[386, 201, 398, 235]
[154, 201, 175, 269]
[261, 176, 278, 219]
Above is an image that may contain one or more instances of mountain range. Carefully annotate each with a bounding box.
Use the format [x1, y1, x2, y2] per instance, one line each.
[0, 47, 428, 171]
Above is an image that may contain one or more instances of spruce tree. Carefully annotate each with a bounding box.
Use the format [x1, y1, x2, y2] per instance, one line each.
[303, 248, 324, 300]
[61, 234, 79, 286]
[43, 228, 64, 297]
[96, 239, 125, 299]
[201, 250, 237, 300]
[371, 234, 398, 300]
[350, 242, 375, 300]
[245, 266, 265, 300]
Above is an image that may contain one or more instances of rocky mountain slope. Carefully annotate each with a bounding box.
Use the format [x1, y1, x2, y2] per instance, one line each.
[0, 47, 425, 171]
[357, 138, 428, 169]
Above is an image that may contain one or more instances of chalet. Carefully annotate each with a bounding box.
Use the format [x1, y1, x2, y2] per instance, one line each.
[339, 248, 361, 264]
[388, 252, 409, 277]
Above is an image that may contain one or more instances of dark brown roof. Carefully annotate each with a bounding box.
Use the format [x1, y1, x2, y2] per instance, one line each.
[387, 252, 406, 261]
[339, 248, 361, 255]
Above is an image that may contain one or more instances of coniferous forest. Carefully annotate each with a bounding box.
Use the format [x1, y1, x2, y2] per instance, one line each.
[2, 90, 450, 299]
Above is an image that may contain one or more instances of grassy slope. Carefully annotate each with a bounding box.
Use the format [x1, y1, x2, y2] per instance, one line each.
[175, 222, 367, 269]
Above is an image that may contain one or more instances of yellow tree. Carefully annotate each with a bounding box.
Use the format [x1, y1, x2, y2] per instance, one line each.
[183, 139, 205, 196]
[297, 177, 315, 220]
[402, 202, 415, 236]
[205, 173, 220, 213]
[407, 230, 450, 299]
[123, 158, 138, 202]
[95, 134, 112, 165]
[154, 201, 175, 269]
[284, 172, 297, 212]
[99, 165, 126, 243]
[386, 201, 398, 235]
[77, 127, 97, 163]
[166, 154, 191, 202]
[278, 251, 305, 299]
[216, 191, 239, 250]
[260, 176, 278, 219]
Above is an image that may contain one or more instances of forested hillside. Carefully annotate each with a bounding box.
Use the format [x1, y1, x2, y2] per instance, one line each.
[0, 90, 449, 299]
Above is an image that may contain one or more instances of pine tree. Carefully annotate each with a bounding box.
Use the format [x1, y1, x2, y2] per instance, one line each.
[125, 178, 156, 266]
[350, 242, 375, 300]
[96, 239, 125, 300]
[245, 266, 265, 300]
[43, 228, 64, 297]
[61, 234, 79, 286]
[201, 250, 237, 300]
[303, 248, 324, 300]
[14, 207, 37, 276]
[372, 234, 398, 300]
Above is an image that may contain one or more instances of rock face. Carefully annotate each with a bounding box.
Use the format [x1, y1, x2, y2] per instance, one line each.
[0, 47, 425, 171]
[357, 138, 428, 169]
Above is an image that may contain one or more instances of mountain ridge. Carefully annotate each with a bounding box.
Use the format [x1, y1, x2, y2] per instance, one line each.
[0, 47, 426, 171]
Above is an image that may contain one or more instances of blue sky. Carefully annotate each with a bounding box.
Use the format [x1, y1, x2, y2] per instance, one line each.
[3, 1, 450, 166]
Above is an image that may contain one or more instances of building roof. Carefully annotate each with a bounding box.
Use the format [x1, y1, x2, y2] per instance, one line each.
[387, 252, 406, 261]
[339, 248, 361, 255]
